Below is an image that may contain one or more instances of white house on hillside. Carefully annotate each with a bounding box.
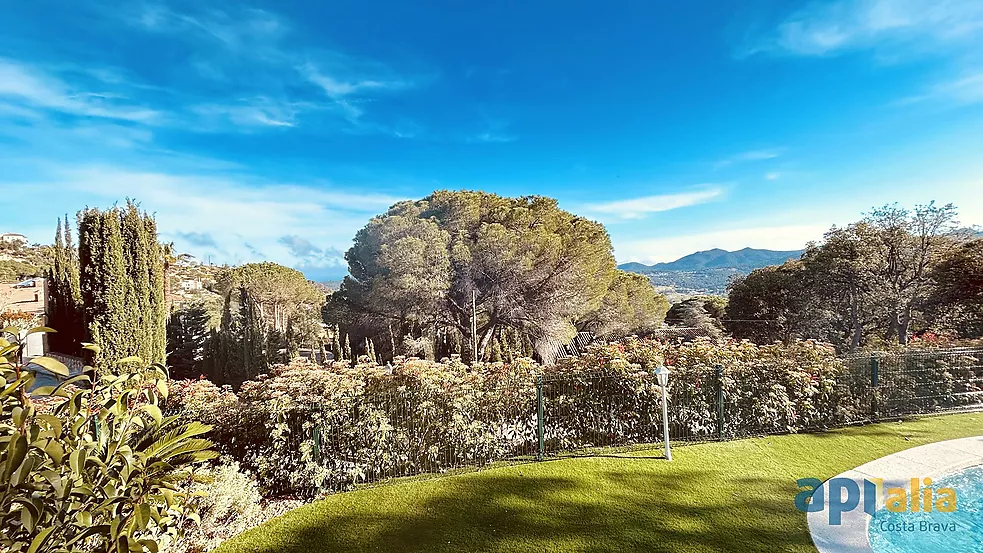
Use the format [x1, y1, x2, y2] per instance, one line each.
[0, 233, 28, 246]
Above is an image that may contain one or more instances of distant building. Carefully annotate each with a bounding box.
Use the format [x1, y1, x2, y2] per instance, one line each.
[0, 233, 28, 246]
[179, 279, 203, 292]
[1, 277, 48, 360]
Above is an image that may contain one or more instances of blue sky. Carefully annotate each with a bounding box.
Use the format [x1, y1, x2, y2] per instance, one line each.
[2, 0, 982, 280]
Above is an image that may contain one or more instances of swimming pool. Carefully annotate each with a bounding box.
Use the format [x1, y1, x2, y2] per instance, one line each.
[868, 465, 983, 553]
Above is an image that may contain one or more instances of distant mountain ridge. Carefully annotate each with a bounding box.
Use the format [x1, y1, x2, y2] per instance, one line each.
[618, 247, 805, 298]
[619, 247, 804, 273]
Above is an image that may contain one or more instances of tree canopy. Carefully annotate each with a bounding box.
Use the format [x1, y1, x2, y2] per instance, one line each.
[725, 202, 971, 349]
[577, 271, 670, 339]
[73, 202, 167, 367]
[327, 190, 661, 363]
[216, 262, 324, 332]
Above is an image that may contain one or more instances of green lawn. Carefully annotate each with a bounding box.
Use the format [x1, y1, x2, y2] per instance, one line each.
[218, 413, 983, 553]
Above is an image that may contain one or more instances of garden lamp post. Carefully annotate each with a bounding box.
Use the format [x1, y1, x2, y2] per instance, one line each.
[654, 365, 672, 461]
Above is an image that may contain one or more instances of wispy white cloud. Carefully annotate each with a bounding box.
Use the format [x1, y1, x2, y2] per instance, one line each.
[19, 165, 407, 278]
[584, 187, 724, 220]
[894, 71, 983, 106]
[467, 132, 517, 144]
[744, 0, 983, 58]
[715, 148, 782, 168]
[0, 58, 160, 123]
[132, 5, 288, 56]
[191, 98, 303, 129]
[122, 2, 426, 134]
[301, 62, 412, 98]
[616, 224, 827, 265]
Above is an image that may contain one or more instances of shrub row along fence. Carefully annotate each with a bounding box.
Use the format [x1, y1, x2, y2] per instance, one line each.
[837, 347, 983, 421]
[169, 342, 983, 496]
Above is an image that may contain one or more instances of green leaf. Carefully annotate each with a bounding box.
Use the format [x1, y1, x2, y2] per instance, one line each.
[19, 500, 38, 532]
[82, 342, 101, 354]
[4, 433, 27, 482]
[135, 502, 152, 531]
[37, 414, 63, 436]
[140, 404, 163, 426]
[50, 373, 92, 397]
[27, 526, 55, 553]
[26, 326, 57, 335]
[29, 356, 70, 378]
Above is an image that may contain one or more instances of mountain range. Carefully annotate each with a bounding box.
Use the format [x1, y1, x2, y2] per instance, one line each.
[619, 247, 804, 273]
[618, 247, 805, 298]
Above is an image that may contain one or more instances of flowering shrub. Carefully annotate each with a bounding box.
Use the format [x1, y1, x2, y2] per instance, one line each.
[163, 459, 303, 553]
[164, 340, 865, 496]
[551, 338, 845, 443]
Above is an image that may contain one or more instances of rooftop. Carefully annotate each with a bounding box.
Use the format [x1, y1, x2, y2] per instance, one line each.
[1, 278, 46, 315]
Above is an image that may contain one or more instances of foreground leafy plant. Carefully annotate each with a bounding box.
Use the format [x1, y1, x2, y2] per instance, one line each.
[0, 326, 217, 553]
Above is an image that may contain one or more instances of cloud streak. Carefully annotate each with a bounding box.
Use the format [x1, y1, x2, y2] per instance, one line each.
[124, 2, 427, 133]
[0, 58, 160, 123]
[714, 149, 782, 168]
[20, 165, 406, 278]
[585, 187, 724, 220]
[895, 71, 983, 106]
[743, 0, 983, 58]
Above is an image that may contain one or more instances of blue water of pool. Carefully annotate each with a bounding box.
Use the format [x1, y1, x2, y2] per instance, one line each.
[868, 465, 983, 553]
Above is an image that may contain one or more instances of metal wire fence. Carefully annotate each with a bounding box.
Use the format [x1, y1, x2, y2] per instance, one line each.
[288, 347, 983, 494]
[838, 347, 983, 422]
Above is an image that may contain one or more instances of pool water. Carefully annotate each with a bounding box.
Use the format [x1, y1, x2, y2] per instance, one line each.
[868, 465, 983, 553]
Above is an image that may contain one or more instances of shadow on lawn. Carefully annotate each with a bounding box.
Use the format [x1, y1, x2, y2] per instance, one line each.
[231, 467, 814, 553]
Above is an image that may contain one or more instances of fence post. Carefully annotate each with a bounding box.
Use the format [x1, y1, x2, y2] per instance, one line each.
[870, 356, 879, 420]
[312, 404, 322, 464]
[536, 375, 544, 461]
[715, 365, 725, 440]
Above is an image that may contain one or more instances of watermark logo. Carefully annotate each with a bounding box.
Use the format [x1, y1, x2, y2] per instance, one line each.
[795, 477, 958, 525]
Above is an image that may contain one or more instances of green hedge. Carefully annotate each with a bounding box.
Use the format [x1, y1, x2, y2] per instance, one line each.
[168, 339, 860, 496]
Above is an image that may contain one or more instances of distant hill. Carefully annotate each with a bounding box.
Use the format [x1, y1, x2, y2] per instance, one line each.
[621, 247, 804, 273]
[619, 247, 804, 298]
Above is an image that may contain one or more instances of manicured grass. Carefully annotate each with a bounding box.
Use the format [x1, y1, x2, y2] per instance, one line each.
[218, 413, 983, 553]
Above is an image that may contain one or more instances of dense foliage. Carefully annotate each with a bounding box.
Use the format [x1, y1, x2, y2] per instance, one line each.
[0, 328, 216, 553]
[930, 238, 983, 338]
[46, 218, 84, 355]
[0, 260, 43, 284]
[202, 263, 326, 387]
[665, 295, 726, 338]
[78, 202, 168, 367]
[167, 338, 857, 496]
[726, 203, 979, 349]
[577, 271, 670, 339]
[0, 240, 52, 284]
[326, 191, 668, 365]
[47, 202, 168, 367]
[166, 301, 211, 380]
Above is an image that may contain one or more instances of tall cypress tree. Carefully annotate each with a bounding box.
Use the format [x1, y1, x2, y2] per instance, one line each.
[331, 325, 342, 361]
[47, 217, 84, 355]
[77, 204, 166, 370]
[238, 286, 267, 385]
[166, 301, 209, 380]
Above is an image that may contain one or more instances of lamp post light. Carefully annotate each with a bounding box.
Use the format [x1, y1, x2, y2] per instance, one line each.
[654, 365, 672, 461]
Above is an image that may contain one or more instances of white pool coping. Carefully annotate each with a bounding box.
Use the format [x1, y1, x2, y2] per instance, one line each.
[807, 436, 983, 553]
